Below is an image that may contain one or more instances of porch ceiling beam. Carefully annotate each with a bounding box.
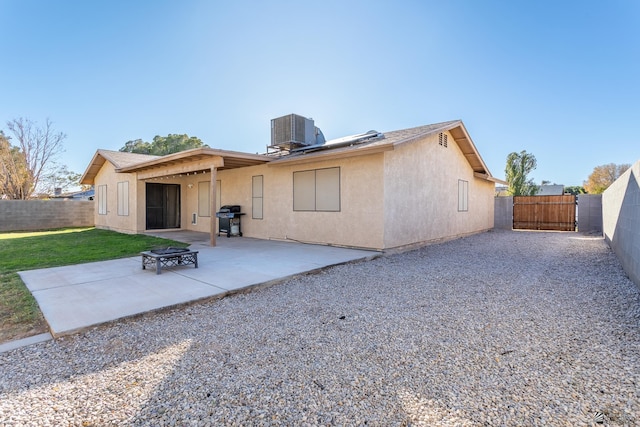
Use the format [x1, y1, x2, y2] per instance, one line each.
[133, 158, 224, 180]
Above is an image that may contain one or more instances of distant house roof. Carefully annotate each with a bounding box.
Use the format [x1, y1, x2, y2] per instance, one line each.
[537, 184, 565, 195]
[53, 188, 95, 200]
[80, 120, 505, 184]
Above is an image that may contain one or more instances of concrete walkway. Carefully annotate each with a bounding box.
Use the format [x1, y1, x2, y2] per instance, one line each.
[19, 233, 375, 337]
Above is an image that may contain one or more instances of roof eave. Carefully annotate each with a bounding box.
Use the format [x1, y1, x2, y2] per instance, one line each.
[80, 151, 107, 185]
[474, 172, 508, 185]
[444, 122, 494, 177]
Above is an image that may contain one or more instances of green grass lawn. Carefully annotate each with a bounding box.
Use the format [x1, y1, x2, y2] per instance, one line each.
[0, 227, 189, 343]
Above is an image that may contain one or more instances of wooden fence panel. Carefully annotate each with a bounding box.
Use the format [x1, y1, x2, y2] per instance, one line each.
[513, 195, 576, 231]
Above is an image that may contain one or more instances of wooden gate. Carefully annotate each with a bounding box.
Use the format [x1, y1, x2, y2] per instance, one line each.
[513, 195, 576, 231]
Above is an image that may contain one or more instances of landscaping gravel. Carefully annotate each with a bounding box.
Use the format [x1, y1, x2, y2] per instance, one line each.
[1, 230, 639, 426]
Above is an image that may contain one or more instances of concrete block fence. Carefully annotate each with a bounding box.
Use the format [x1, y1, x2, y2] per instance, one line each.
[603, 159, 640, 288]
[576, 194, 603, 234]
[0, 200, 94, 232]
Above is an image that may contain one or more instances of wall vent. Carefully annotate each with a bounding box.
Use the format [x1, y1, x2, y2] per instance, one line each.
[439, 132, 448, 148]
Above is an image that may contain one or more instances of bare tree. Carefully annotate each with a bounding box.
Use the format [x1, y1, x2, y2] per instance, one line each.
[0, 131, 29, 199]
[40, 163, 82, 196]
[3, 118, 66, 199]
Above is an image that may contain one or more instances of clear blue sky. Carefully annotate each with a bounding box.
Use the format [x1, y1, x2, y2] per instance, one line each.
[1, 0, 638, 186]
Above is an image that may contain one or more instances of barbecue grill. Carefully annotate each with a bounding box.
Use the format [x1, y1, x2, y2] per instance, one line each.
[216, 205, 245, 237]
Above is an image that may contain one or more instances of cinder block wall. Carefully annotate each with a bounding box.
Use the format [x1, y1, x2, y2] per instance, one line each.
[0, 200, 95, 232]
[576, 194, 602, 233]
[603, 159, 640, 288]
[494, 196, 513, 230]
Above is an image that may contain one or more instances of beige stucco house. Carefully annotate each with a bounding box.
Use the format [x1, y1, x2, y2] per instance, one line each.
[80, 119, 503, 251]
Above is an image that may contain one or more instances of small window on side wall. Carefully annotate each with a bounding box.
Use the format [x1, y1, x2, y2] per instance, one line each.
[252, 175, 264, 219]
[98, 185, 107, 215]
[458, 179, 468, 212]
[117, 181, 129, 216]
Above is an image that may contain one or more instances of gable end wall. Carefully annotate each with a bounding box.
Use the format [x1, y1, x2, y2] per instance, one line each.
[382, 131, 494, 249]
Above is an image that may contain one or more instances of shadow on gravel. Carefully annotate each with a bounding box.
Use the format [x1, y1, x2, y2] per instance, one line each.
[1, 231, 639, 426]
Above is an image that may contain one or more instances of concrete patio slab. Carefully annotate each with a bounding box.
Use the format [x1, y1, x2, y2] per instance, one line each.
[19, 235, 376, 337]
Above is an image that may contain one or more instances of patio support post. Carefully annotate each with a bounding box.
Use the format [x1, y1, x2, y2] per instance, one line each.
[210, 167, 217, 247]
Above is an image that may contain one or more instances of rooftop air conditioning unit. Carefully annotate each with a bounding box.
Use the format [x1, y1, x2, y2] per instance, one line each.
[271, 114, 318, 150]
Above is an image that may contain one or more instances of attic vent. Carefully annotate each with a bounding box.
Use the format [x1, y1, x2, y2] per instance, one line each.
[439, 132, 448, 148]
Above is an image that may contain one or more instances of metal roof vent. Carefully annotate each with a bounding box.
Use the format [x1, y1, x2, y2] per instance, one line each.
[269, 114, 325, 153]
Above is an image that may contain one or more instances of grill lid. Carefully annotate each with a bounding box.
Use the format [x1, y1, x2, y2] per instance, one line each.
[220, 205, 241, 213]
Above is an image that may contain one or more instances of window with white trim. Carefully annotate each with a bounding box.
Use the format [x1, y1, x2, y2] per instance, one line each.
[98, 185, 107, 215]
[117, 181, 129, 216]
[458, 179, 469, 212]
[293, 167, 340, 212]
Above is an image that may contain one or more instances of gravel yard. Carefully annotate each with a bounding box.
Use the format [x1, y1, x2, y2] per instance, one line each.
[1, 230, 639, 426]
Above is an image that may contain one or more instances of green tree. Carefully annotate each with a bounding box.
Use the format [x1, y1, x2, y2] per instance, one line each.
[120, 139, 151, 154]
[564, 186, 586, 195]
[119, 134, 207, 155]
[583, 163, 631, 194]
[505, 150, 539, 196]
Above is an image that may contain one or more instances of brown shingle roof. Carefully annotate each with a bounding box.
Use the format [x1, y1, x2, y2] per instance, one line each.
[372, 120, 462, 146]
[268, 119, 498, 179]
[81, 120, 503, 185]
[80, 150, 160, 185]
[97, 150, 160, 169]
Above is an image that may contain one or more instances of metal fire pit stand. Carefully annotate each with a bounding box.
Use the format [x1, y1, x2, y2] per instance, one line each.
[141, 248, 199, 275]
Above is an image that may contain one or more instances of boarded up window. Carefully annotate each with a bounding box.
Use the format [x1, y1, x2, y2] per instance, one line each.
[252, 175, 263, 219]
[98, 185, 107, 215]
[293, 167, 340, 212]
[117, 181, 129, 216]
[198, 181, 210, 217]
[458, 179, 468, 212]
[316, 167, 340, 211]
[293, 170, 315, 211]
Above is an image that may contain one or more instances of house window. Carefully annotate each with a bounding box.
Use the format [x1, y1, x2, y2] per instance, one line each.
[198, 181, 210, 217]
[293, 167, 340, 211]
[98, 185, 107, 215]
[252, 175, 263, 219]
[439, 132, 448, 148]
[117, 181, 129, 216]
[458, 179, 468, 212]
